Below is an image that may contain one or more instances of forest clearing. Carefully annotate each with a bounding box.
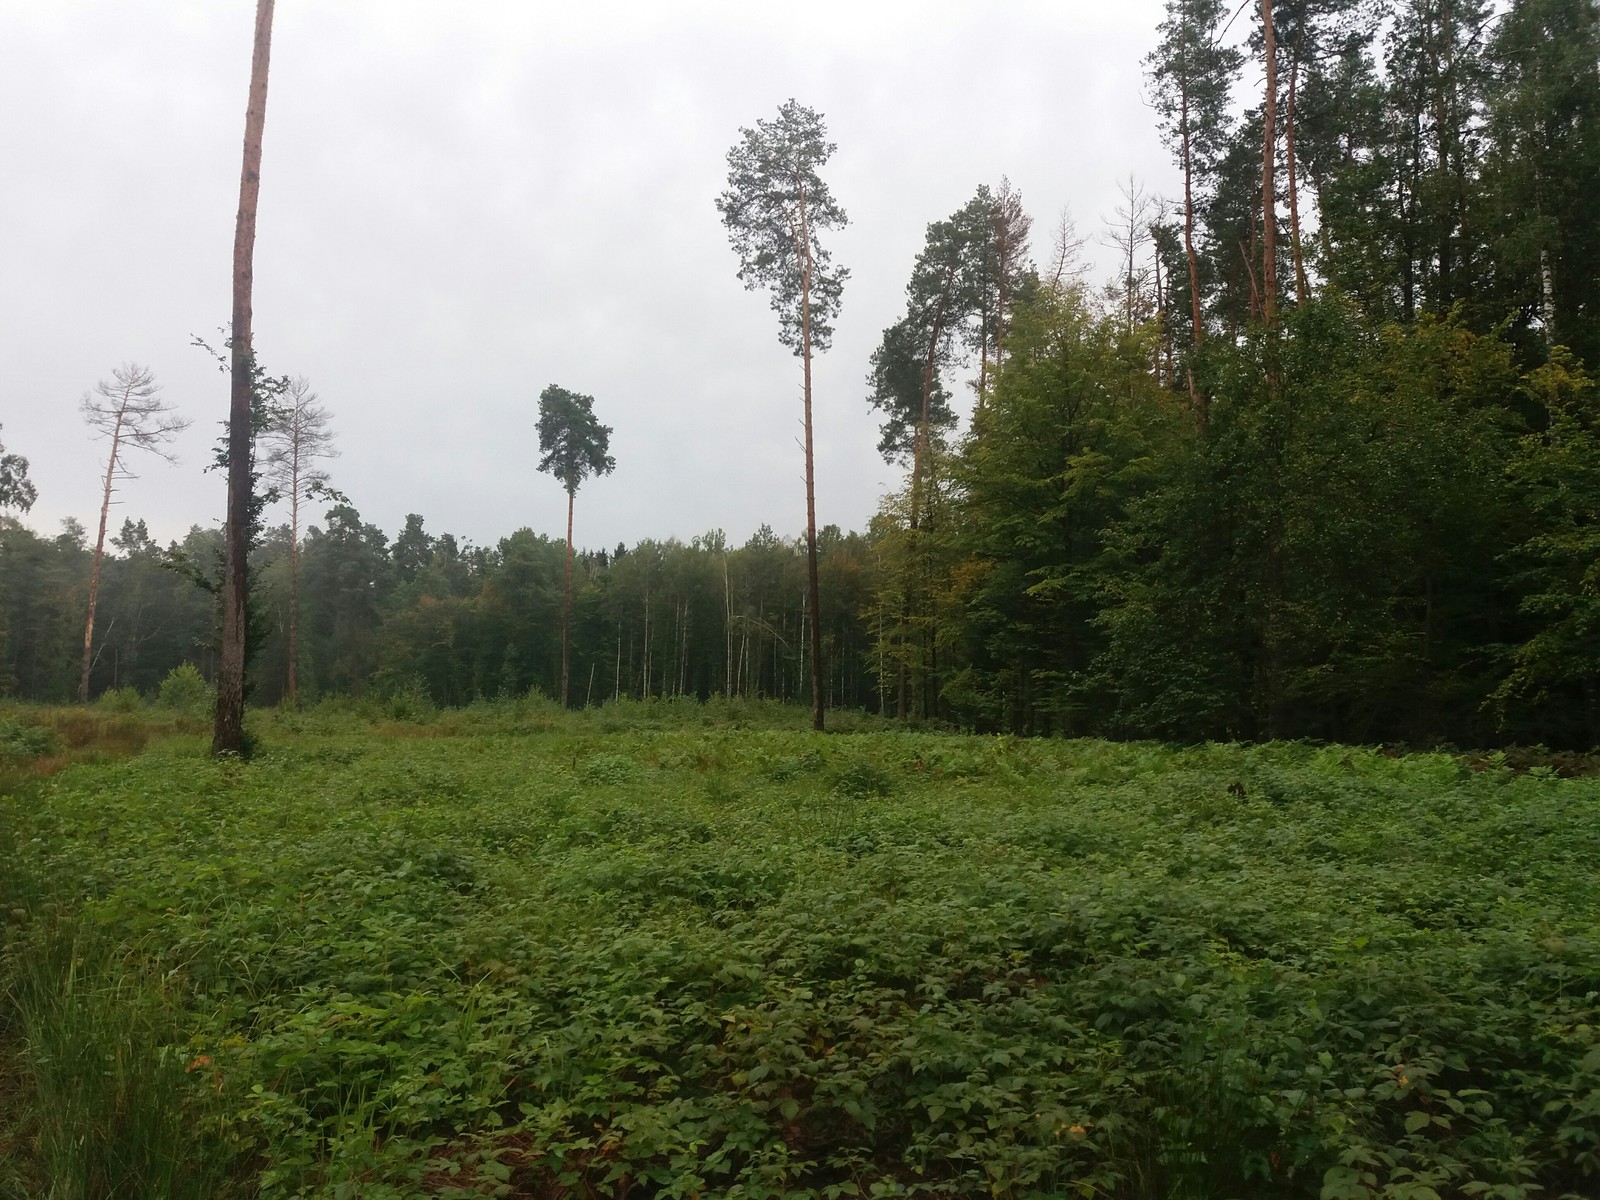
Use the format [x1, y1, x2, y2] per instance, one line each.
[3, 0, 1600, 1195]
[2, 702, 1597, 1198]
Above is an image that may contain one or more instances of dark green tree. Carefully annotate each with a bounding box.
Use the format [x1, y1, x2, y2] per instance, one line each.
[866, 316, 954, 466]
[716, 99, 848, 732]
[537, 384, 614, 708]
[1499, 350, 1600, 742]
[1478, 0, 1600, 366]
[1384, 0, 1492, 320]
[1148, 0, 1244, 401]
[0, 424, 36, 513]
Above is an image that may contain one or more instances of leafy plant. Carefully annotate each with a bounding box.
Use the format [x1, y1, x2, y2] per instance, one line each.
[157, 663, 213, 716]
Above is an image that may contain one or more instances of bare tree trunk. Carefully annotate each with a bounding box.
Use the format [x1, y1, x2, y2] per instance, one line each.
[911, 276, 952, 534]
[1182, 86, 1203, 353]
[797, 185, 825, 732]
[1180, 84, 1206, 418]
[1260, 0, 1279, 326]
[80, 411, 127, 703]
[1152, 244, 1167, 384]
[723, 554, 733, 695]
[215, 0, 275, 756]
[1286, 55, 1308, 306]
[286, 464, 299, 704]
[1541, 247, 1555, 342]
[560, 488, 574, 707]
[1243, 239, 1262, 322]
[683, 598, 690, 695]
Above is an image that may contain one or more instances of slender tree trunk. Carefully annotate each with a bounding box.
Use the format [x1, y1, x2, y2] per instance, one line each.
[1541, 247, 1555, 342]
[683, 598, 691, 695]
[1243, 237, 1262, 321]
[1182, 87, 1203, 352]
[1435, 5, 1455, 308]
[797, 185, 825, 732]
[287, 477, 299, 704]
[1260, 0, 1279, 326]
[1286, 54, 1308, 306]
[1152, 244, 1167, 383]
[215, 0, 275, 756]
[1180, 83, 1206, 418]
[723, 555, 733, 695]
[80, 412, 127, 703]
[995, 252, 1010, 375]
[560, 489, 575, 707]
[910, 269, 953, 532]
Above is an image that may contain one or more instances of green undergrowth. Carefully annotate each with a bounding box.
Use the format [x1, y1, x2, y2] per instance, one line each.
[1, 726, 1597, 1198]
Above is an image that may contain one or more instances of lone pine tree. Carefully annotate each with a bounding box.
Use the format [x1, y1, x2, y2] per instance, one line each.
[716, 99, 848, 732]
[537, 384, 614, 709]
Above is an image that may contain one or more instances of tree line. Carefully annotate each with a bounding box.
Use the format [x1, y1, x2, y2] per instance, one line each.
[2, 0, 1597, 748]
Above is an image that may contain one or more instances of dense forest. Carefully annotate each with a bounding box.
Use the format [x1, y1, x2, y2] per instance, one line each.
[2, 0, 1597, 748]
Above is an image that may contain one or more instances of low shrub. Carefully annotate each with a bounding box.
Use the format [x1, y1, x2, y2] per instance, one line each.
[156, 663, 213, 717]
[94, 686, 144, 713]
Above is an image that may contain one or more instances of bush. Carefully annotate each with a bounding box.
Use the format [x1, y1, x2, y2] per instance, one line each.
[94, 686, 143, 713]
[156, 663, 212, 716]
[383, 677, 437, 723]
[829, 755, 895, 798]
[0, 717, 56, 764]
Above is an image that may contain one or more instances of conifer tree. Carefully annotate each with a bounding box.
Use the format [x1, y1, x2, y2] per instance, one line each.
[1148, 0, 1243, 399]
[537, 384, 614, 709]
[716, 100, 848, 732]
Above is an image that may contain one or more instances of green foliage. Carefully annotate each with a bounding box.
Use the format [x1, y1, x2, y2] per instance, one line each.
[0, 423, 36, 514]
[94, 686, 144, 713]
[0, 921, 242, 1200]
[1, 723, 1597, 1197]
[827, 754, 894, 798]
[0, 716, 55, 764]
[157, 663, 213, 717]
[536, 385, 615, 497]
[716, 99, 848, 355]
[1497, 350, 1600, 736]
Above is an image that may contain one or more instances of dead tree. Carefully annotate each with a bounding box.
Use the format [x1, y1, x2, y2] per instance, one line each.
[262, 377, 339, 705]
[216, 0, 276, 755]
[78, 364, 189, 703]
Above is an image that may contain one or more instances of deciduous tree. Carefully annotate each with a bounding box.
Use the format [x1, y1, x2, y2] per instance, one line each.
[0, 424, 36, 513]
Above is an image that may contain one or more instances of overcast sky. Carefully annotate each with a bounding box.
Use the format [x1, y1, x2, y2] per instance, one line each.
[1, 0, 1177, 556]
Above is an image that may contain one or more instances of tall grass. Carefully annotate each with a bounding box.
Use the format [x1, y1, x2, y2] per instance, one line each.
[0, 774, 241, 1200]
